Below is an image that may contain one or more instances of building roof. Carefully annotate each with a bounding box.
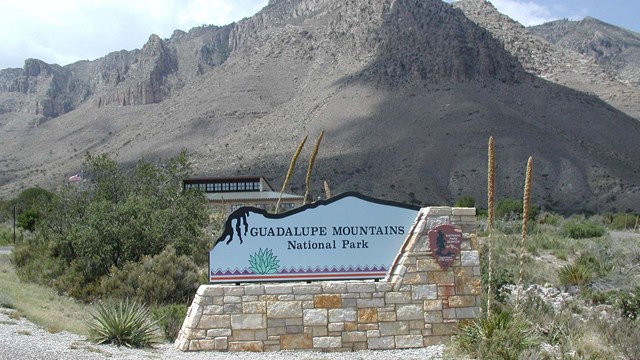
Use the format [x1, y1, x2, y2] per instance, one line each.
[204, 191, 304, 202]
[183, 176, 275, 191]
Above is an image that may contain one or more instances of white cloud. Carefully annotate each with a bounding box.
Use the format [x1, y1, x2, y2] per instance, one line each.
[489, 0, 555, 26]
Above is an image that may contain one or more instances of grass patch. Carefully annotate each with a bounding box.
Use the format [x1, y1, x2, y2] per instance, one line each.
[0, 254, 90, 336]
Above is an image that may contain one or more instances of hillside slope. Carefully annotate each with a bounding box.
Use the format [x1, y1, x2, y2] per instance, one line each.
[1, 0, 639, 213]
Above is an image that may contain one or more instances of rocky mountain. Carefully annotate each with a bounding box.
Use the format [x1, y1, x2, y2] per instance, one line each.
[452, 0, 640, 120]
[0, 25, 234, 117]
[529, 17, 640, 88]
[1, 0, 640, 214]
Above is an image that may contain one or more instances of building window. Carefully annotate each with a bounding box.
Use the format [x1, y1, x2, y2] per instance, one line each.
[230, 183, 237, 191]
[222, 183, 230, 191]
[206, 183, 214, 192]
[238, 182, 245, 191]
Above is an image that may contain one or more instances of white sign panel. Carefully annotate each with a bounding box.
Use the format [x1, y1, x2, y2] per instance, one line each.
[209, 192, 420, 283]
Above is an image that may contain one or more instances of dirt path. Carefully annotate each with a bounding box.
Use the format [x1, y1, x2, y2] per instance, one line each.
[609, 231, 640, 240]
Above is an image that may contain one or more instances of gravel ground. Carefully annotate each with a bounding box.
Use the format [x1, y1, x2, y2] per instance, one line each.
[0, 308, 445, 360]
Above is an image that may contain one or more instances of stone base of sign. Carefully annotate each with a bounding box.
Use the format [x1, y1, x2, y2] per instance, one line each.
[176, 206, 479, 352]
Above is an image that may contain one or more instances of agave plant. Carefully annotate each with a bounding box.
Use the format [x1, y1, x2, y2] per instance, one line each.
[87, 299, 160, 348]
[248, 248, 280, 274]
[558, 262, 594, 287]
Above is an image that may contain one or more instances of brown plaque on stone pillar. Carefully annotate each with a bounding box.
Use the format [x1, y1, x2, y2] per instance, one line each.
[428, 224, 462, 270]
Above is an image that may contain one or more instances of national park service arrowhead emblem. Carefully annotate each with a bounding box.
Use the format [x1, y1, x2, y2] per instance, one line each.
[428, 224, 462, 270]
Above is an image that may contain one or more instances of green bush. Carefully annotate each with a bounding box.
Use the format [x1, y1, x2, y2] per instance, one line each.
[615, 287, 640, 320]
[454, 195, 476, 208]
[11, 187, 54, 232]
[0, 225, 20, 246]
[12, 152, 210, 300]
[495, 198, 538, 221]
[606, 213, 639, 230]
[561, 219, 607, 239]
[99, 246, 201, 306]
[482, 266, 514, 303]
[11, 237, 65, 285]
[151, 304, 187, 341]
[538, 212, 563, 226]
[87, 299, 160, 348]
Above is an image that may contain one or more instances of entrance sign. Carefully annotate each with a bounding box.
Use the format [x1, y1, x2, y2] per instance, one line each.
[428, 224, 462, 270]
[209, 192, 420, 283]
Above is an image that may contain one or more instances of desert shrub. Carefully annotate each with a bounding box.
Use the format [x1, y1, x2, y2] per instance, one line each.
[482, 266, 514, 304]
[454, 195, 476, 208]
[12, 152, 210, 300]
[99, 246, 201, 306]
[575, 252, 612, 278]
[538, 212, 563, 226]
[561, 219, 607, 239]
[0, 225, 22, 246]
[11, 237, 65, 284]
[9, 187, 55, 232]
[87, 299, 160, 348]
[454, 310, 535, 359]
[52, 258, 103, 301]
[614, 287, 640, 320]
[596, 317, 640, 360]
[606, 213, 639, 231]
[151, 304, 187, 341]
[495, 198, 538, 221]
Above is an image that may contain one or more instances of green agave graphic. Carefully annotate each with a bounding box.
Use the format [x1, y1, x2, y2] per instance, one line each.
[248, 248, 280, 274]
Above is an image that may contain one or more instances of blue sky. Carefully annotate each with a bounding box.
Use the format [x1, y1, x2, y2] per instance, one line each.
[0, 0, 638, 70]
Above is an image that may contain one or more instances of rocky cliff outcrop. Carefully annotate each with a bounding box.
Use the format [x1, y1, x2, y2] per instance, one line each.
[452, 0, 640, 120]
[0, 24, 235, 117]
[529, 17, 640, 87]
[0, 59, 91, 117]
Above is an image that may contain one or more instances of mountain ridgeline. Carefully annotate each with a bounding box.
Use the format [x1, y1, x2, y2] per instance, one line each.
[0, 0, 639, 213]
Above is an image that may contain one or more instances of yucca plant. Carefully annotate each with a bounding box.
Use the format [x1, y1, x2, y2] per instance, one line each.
[455, 310, 534, 359]
[87, 299, 160, 348]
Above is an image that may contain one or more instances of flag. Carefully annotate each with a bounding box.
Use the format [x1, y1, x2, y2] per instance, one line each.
[68, 174, 82, 182]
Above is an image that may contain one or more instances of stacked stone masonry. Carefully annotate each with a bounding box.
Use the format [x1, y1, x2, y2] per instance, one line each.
[175, 206, 479, 352]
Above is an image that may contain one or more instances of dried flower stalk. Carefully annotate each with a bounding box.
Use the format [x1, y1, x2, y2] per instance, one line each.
[276, 135, 307, 213]
[487, 136, 495, 316]
[323, 180, 331, 199]
[516, 156, 533, 309]
[304, 130, 324, 204]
